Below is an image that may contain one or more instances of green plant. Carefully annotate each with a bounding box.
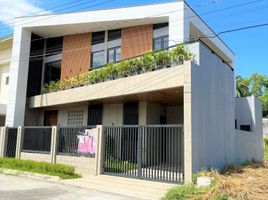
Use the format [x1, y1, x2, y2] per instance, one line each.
[42, 44, 193, 93]
[154, 50, 171, 68]
[0, 158, 80, 179]
[163, 184, 199, 200]
[215, 194, 229, 200]
[265, 139, 268, 160]
[171, 45, 193, 63]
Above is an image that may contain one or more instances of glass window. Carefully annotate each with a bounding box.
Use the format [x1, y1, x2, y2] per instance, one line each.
[44, 61, 61, 84]
[92, 51, 105, 68]
[46, 37, 63, 57]
[108, 29, 121, 41]
[92, 31, 105, 45]
[153, 23, 168, 30]
[5, 76, 9, 85]
[108, 47, 121, 63]
[153, 35, 169, 51]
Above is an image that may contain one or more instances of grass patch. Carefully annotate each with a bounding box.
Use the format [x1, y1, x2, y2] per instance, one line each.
[0, 158, 80, 179]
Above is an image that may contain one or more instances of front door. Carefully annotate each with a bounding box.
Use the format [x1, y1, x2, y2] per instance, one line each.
[44, 110, 58, 126]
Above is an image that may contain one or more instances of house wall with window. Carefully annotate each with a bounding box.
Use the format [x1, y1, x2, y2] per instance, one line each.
[0, 36, 12, 126]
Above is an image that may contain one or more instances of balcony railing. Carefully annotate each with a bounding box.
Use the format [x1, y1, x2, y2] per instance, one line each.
[42, 44, 192, 94]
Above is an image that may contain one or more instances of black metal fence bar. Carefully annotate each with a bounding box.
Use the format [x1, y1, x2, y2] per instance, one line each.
[22, 127, 52, 154]
[103, 125, 184, 184]
[6, 128, 18, 158]
[57, 126, 96, 157]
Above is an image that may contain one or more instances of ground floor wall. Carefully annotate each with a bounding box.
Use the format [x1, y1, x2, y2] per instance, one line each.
[24, 101, 184, 126]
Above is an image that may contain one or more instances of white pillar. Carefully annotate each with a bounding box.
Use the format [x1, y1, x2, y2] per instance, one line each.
[15, 126, 24, 159]
[0, 127, 8, 158]
[6, 27, 31, 126]
[95, 125, 104, 175]
[51, 126, 58, 164]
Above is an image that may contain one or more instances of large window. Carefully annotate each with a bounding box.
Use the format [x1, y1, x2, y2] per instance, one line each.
[153, 35, 169, 51]
[108, 47, 121, 63]
[92, 51, 105, 68]
[46, 37, 63, 57]
[92, 31, 105, 45]
[108, 29, 121, 41]
[44, 61, 61, 84]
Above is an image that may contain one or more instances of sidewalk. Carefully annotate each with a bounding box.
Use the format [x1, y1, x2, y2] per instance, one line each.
[63, 175, 176, 200]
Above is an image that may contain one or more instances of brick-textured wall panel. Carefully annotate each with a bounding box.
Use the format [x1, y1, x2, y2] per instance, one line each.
[121, 25, 153, 60]
[61, 33, 92, 79]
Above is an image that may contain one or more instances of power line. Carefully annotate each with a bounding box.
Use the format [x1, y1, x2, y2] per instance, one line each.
[1, 0, 262, 32]
[1, 22, 267, 63]
[4, 0, 267, 49]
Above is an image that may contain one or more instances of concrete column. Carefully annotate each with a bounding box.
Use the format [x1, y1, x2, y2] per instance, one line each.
[183, 61, 193, 183]
[50, 126, 58, 164]
[95, 125, 104, 175]
[5, 27, 32, 126]
[15, 126, 24, 159]
[0, 127, 8, 158]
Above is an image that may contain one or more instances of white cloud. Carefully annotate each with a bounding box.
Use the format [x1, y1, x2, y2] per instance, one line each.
[0, 0, 50, 27]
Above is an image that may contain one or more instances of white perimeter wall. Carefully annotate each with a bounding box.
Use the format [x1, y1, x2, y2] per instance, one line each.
[190, 42, 235, 172]
[233, 96, 264, 162]
[263, 118, 268, 138]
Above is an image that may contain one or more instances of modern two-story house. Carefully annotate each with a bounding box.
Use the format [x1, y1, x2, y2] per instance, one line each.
[0, 36, 12, 126]
[3, 1, 263, 183]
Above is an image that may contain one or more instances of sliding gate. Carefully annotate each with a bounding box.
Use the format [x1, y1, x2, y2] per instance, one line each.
[104, 125, 184, 183]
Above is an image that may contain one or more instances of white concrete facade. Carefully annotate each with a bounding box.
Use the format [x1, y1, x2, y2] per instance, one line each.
[2, 1, 264, 184]
[6, 1, 235, 126]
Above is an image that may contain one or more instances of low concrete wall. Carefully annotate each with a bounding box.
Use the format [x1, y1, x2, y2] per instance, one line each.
[263, 118, 268, 138]
[21, 152, 52, 163]
[56, 155, 96, 176]
[233, 130, 264, 163]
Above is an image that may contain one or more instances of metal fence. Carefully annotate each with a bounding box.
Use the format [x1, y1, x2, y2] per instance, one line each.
[57, 126, 96, 157]
[22, 127, 52, 153]
[6, 128, 18, 158]
[104, 125, 184, 183]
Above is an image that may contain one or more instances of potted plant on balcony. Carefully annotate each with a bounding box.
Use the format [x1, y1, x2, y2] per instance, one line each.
[154, 50, 171, 69]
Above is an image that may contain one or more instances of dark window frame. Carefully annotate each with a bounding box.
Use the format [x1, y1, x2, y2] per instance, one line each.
[5, 76, 9, 85]
[108, 29, 121, 41]
[92, 31, 105, 45]
[153, 35, 169, 51]
[107, 46, 121, 64]
[91, 50, 105, 68]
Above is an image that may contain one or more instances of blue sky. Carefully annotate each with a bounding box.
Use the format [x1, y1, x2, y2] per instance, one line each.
[0, 0, 267, 77]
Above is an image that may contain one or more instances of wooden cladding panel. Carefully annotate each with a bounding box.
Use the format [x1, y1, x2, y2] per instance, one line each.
[121, 24, 153, 60]
[61, 33, 92, 79]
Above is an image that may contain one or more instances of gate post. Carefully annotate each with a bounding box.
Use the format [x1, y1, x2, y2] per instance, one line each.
[51, 126, 58, 164]
[0, 127, 8, 158]
[95, 125, 104, 175]
[137, 126, 142, 178]
[16, 126, 24, 159]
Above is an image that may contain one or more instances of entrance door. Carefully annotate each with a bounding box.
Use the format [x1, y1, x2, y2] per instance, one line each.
[44, 110, 58, 126]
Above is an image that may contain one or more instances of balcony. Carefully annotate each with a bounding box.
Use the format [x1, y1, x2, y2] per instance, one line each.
[29, 44, 192, 108]
[28, 63, 187, 108]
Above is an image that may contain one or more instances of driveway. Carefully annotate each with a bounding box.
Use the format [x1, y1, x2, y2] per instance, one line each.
[0, 174, 144, 200]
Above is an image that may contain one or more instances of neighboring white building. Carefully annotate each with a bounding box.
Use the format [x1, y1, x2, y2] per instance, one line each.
[0, 36, 12, 126]
[1, 1, 264, 183]
[263, 118, 268, 138]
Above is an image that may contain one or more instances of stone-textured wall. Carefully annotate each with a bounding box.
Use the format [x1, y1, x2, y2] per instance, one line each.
[21, 152, 51, 163]
[56, 155, 96, 176]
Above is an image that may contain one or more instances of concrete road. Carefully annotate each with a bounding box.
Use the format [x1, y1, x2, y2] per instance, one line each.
[0, 174, 144, 200]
